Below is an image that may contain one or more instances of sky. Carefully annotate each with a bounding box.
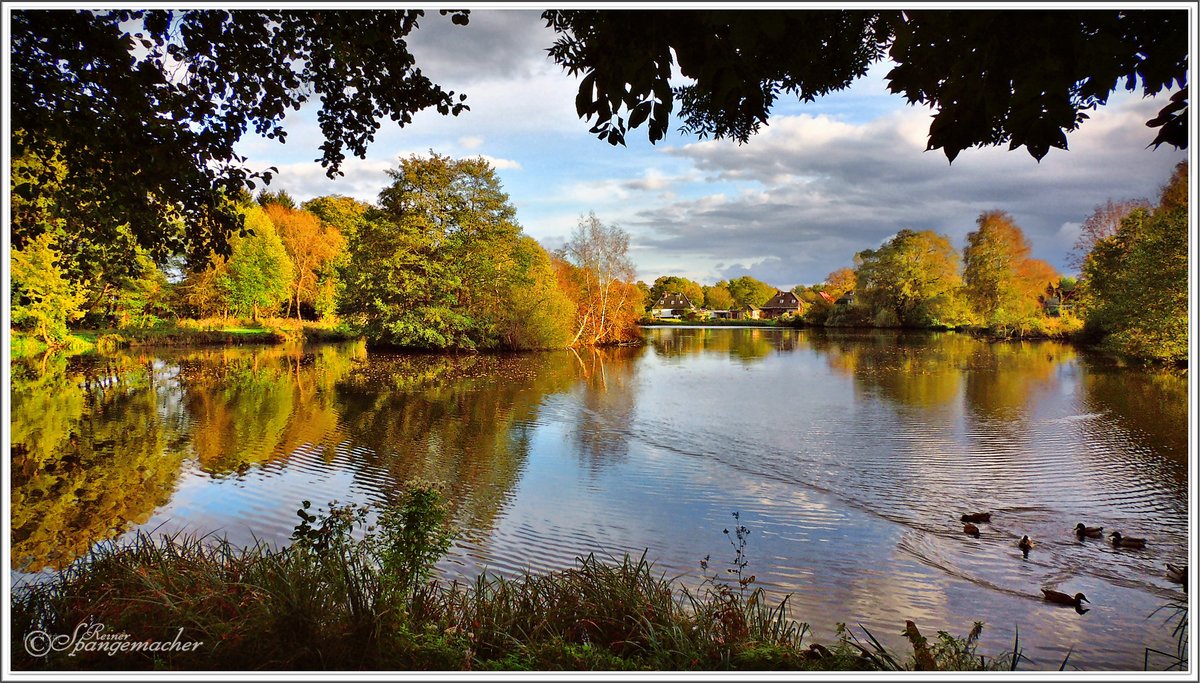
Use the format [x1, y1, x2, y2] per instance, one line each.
[233, 9, 1189, 289]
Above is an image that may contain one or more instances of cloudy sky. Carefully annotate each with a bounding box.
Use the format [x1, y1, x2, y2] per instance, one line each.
[234, 9, 1187, 289]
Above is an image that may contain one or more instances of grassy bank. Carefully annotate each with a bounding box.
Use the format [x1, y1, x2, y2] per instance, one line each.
[10, 319, 360, 358]
[12, 487, 1018, 672]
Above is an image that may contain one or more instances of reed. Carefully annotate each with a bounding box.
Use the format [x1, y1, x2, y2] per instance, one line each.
[11, 492, 1019, 672]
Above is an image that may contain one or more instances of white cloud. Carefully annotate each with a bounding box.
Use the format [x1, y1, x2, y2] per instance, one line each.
[631, 91, 1185, 285]
[478, 155, 522, 170]
[458, 136, 485, 150]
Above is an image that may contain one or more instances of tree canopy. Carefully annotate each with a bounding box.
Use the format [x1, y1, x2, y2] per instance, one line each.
[1079, 162, 1188, 363]
[962, 211, 1059, 332]
[11, 9, 470, 265]
[648, 276, 704, 309]
[11, 8, 1185, 271]
[854, 229, 969, 327]
[543, 9, 1187, 160]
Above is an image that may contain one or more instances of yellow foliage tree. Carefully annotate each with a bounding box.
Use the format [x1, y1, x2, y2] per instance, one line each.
[264, 203, 345, 320]
[10, 232, 87, 343]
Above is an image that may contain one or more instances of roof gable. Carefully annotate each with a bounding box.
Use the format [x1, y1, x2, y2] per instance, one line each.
[761, 290, 802, 309]
[652, 291, 695, 309]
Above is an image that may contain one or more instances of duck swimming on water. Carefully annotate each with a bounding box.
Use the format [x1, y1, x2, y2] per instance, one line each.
[1110, 531, 1147, 549]
[1074, 523, 1103, 538]
[1042, 588, 1089, 609]
[963, 523, 981, 537]
[961, 512, 991, 524]
[1166, 563, 1187, 584]
[1018, 535, 1034, 554]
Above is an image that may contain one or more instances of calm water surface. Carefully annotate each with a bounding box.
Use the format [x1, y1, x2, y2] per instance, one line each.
[9, 328, 1190, 670]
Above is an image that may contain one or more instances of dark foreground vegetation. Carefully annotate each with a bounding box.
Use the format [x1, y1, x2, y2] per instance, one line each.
[14, 483, 1028, 672]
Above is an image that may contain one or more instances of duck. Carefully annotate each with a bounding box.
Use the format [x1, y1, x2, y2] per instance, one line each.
[1074, 523, 1103, 538]
[1110, 531, 1147, 549]
[1018, 535, 1034, 554]
[1042, 588, 1089, 608]
[1166, 563, 1187, 584]
[963, 522, 981, 537]
[961, 512, 991, 524]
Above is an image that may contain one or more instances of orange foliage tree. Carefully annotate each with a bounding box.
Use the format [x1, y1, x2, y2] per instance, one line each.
[264, 203, 345, 320]
[963, 211, 1059, 331]
[554, 213, 643, 346]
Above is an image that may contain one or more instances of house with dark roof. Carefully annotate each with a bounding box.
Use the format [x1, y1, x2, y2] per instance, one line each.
[759, 290, 804, 319]
[650, 292, 697, 319]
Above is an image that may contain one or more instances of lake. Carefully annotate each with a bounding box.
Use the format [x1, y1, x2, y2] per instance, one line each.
[9, 327, 1190, 670]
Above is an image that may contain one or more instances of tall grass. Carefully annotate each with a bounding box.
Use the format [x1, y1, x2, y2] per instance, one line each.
[11, 492, 1015, 672]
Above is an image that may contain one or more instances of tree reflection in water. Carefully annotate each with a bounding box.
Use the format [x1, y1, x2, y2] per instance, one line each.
[11, 354, 184, 572]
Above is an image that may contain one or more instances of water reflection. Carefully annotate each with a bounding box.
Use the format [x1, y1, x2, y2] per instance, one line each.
[566, 346, 641, 467]
[7, 330, 1188, 670]
[333, 351, 579, 529]
[646, 326, 790, 362]
[11, 355, 184, 572]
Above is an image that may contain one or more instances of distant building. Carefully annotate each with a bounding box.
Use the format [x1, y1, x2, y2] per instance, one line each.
[728, 304, 761, 320]
[759, 291, 804, 319]
[651, 292, 697, 318]
[835, 291, 855, 307]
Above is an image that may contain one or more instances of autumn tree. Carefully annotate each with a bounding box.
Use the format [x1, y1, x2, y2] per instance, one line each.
[854, 229, 970, 327]
[217, 205, 294, 320]
[264, 204, 345, 320]
[963, 211, 1060, 333]
[823, 267, 857, 298]
[10, 233, 88, 344]
[556, 213, 643, 346]
[1080, 162, 1188, 363]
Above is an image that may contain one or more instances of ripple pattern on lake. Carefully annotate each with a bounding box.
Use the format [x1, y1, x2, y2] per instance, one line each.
[8, 331, 1189, 670]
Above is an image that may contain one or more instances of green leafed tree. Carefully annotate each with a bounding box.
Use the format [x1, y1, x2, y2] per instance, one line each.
[217, 205, 294, 320]
[648, 276, 704, 309]
[109, 251, 173, 329]
[544, 9, 1187, 159]
[257, 189, 297, 210]
[495, 236, 577, 350]
[703, 283, 735, 310]
[10, 232, 88, 344]
[302, 195, 374, 244]
[854, 229, 971, 327]
[340, 154, 563, 350]
[1080, 162, 1188, 363]
[11, 9, 471, 264]
[724, 276, 777, 308]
